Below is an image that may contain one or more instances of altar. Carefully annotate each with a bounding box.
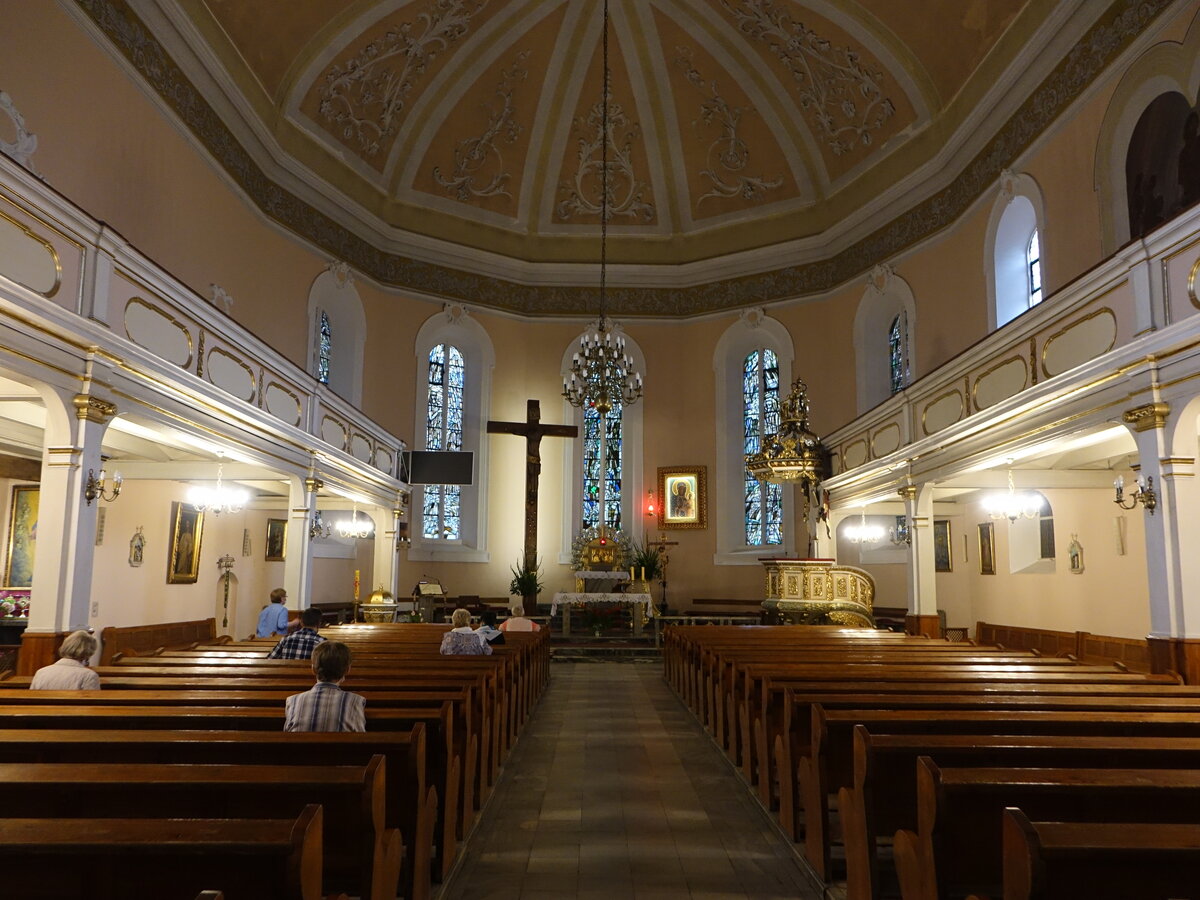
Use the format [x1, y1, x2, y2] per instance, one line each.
[552, 571, 655, 637]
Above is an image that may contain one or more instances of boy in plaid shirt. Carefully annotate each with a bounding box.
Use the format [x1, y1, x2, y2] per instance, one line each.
[268, 607, 325, 660]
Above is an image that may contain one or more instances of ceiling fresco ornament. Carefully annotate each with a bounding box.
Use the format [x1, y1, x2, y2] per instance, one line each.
[556, 86, 655, 223]
[673, 46, 782, 208]
[317, 0, 489, 157]
[74, 0, 1173, 317]
[718, 0, 895, 156]
[433, 50, 530, 202]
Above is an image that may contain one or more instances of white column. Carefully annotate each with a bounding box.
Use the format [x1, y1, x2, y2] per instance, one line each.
[901, 483, 938, 621]
[283, 475, 318, 611]
[369, 504, 401, 600]
[27, 388, 114, 633]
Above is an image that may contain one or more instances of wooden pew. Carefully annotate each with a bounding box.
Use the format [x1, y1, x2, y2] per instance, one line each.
[893, 759, 1200, 900]
[0, 804, 324, 900]
[842, 728, 1200, 900]
[0, 728, 435, 900]
[995, 807, 1200, 900]
[0, 759, 399, 900]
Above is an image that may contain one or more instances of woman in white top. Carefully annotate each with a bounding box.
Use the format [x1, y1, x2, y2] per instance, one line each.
[30, 629, 100, 690]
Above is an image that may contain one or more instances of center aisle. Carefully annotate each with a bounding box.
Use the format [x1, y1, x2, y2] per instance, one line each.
[440, 662, 820, 899]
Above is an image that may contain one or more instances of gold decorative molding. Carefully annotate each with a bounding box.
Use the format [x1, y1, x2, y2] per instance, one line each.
[304, 477, 324, 494]
[897, 484, 917, 501]
[971, 353, 1028, 411]
[73, 394, 117, 423]
[1188, 257, 1200, 309]
[1122, 401, 1169, 432]
[920, 387, 964, 437]
[0, 208, 63, 298]
[1040, 306, 1117, 379]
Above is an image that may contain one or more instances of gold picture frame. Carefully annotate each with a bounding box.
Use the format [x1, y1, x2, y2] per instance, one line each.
[4, 485, 39, 588]
[978, 521, 995, 576]
[657, 466, 707, 530]
[265, 518, 287, 562]
[167, 501, 204, 584]
[933, 519, 953, 573]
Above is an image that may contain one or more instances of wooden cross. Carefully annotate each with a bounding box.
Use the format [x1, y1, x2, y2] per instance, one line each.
[487, 399, 578, 571]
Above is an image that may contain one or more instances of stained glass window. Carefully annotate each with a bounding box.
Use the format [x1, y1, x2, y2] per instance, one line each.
[743, 348, 782, 546]
[317, 310, 331, 385]
[423, 344, 464, 540]
[889, 313, 906, 395]
[1027, 229, 1043, 308]
[582, 398, 623, 531]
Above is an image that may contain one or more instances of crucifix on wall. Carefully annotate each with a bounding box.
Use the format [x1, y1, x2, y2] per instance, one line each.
[487, 399, 578, 572]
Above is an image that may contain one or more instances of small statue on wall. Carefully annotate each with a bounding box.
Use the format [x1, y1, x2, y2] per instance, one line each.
[128, 526, 145, 567]
[1068, 534, 1084, 574]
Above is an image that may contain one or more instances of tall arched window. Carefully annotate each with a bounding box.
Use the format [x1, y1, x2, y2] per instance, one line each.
[743, 349, 783, 546]
[854, 265, 916, 413]
[411, 305, 494, 563]
[423, 343, 464, 540]
[1027, 230, 1043, 308]
[581, 399, 623, 530]
[317, 311, 332, 385]
[985, 172, 1047, 331]
[888, 311, 908, 396]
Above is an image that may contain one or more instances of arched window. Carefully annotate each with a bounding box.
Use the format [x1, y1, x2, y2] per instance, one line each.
[713, 311, 796, 564]
[317, 311, 332, 385]
[743, 349, 783, 546]
[854, 265, 916, 413]
[581, 398, 623, 531]
[423, 343, 464, 540]
[985, 172, 1047, 331]
[411, 305, 494, 563]
[1125, 92, 1196, 240]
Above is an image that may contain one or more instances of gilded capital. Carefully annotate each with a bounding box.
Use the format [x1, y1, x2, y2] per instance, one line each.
[897, 484, 917, 501]
[304, 477, 324, 494]
[73, 394, 117, 423]
[1122, 401, 1169, 432]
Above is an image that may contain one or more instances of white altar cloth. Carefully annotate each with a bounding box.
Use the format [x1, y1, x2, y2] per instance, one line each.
[551, 592, 654, 616]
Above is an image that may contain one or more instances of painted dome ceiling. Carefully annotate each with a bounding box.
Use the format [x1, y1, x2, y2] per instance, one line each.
[89, 0, 1153, 314]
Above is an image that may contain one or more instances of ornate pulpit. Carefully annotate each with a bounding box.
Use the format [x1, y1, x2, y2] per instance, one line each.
[759, 558, 876, 627]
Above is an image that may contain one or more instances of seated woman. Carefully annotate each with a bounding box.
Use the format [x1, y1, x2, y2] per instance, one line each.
[439, 608, 492, 656]
[30, 629, 100, 690]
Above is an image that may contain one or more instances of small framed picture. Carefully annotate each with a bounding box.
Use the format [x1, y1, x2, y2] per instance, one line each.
[657, 466, 707, 530]
[265, 518, 287, 562]
[167, 502, 204, 584]
[978, 522, 996, 575]
[933, 520, 953, 573]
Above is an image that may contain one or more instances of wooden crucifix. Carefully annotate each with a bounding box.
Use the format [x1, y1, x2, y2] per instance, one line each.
[487, 399, 578, 571]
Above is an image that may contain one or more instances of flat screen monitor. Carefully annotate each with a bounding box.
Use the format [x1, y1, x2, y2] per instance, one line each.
[403, 450, 474, 486]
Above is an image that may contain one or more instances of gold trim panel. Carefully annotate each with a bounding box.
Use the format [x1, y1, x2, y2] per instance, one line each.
[871, 422, 902, 457]
[0, 208, 63, 299]
[921, 388, 964, 437]
[264, 380, 303, 427]
[205, 346, 257, 404]
[123, 296, 195, 370]
[972, 354, 1028, 411]
[1040, 306, 1117, 379]
[1189, 257, 1200, 309]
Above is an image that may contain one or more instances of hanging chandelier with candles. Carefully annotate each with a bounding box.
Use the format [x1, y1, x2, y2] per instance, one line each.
[843, 508, 884, 544]
[187, 452, 249, 515]
[337, 500, 374, 540]
[984, 467, 1044, 523]
[561, 0, 643, 418]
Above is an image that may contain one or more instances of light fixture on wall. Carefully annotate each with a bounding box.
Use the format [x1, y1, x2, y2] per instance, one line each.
[561, 0, 643, 418]
[890, 515, 912, 546]
[645, 490, 656, 518]
[217, 553, 235, 629]
[309, 510, 332, 540]
[984, 467, 1044, 523]
[187, 451, 248, 515]
[84, 463, 122, 505]
[844, 508, 884, 544]
[337, 500, 374, 540]
[1114, 474, 1156, 515]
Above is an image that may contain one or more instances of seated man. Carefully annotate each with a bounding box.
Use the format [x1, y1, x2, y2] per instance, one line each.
[267, 607, 325, 660]
[283, 640, 365, 732]
[255, 588, 290, 638]
[499, 604, 540, 632]
[439, 608, 492, 655]
[30, 630, 100, 690]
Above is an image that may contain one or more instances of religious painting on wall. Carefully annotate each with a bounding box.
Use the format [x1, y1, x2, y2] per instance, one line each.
[657, 466, 707, 530]
[933, 519, 953, 573]
[4, 484, 38, 587]
[978, 521, 996, 576]
[167, 501, 204, 585]
[265, 519, 287, 562]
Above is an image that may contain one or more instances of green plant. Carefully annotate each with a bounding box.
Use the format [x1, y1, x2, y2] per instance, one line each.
[509, 559, 544, 599]
[630, 541, 663, 580]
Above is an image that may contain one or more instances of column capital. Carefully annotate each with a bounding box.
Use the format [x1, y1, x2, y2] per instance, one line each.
[304, 477, 324, 494]
[1123, 401, 1170, 432]
[897, 484, 918, 502]
[72, 394, 117, 424]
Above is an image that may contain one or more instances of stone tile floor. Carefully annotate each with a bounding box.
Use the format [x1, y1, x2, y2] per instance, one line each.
[439, 661, 822, 899]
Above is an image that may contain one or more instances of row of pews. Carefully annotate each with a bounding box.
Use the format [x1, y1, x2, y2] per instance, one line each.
[663, 624, 1200, 900]
[0, 622, 550, 900]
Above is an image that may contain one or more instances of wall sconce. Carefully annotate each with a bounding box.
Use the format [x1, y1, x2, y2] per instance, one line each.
[645, 490, 656, 518]
[1114, 474, 1156, 515]
[84, 467, 122, 505]
[309, 510, 332, 540]
[890, 515, 912, 546]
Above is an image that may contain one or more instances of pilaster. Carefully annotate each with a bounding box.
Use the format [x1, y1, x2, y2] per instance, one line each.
[901, 482, 939, 633]
[283, 475, 318, 610]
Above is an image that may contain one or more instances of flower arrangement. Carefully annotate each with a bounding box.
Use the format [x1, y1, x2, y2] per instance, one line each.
[0, 590, 30, 618]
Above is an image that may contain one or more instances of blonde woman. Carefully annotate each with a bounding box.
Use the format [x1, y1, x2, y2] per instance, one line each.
[30, 630, 100, 690]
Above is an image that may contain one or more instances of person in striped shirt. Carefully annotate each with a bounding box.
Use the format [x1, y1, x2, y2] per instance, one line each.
[283, 640, 365, 732]
[268, 607, 325, 660]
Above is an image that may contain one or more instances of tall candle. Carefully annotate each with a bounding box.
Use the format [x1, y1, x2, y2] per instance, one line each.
[640, 567, 645, 581]
[354, 569, 360, 601]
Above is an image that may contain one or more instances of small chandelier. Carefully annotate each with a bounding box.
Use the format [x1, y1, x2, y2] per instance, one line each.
[84, 464, 122, 505]
[844, 509, 884, 544]
[745, 377, 826, 490]
[561, 0, 643, 418]
[984, 468, 1043, 523]
[187, 452, 248, 515]
[337, 501, 373, 540]
[1114, 474, 1156, 515]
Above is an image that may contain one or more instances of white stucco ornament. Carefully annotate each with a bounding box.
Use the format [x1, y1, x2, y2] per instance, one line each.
[0, 90, 40, 175]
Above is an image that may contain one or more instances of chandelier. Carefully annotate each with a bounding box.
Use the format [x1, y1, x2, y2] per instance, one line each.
[561, 0, 643, 418]
[745, 377, 826, 489]
[984, 468, 1044, 523]
[337, 500, 373, 540]
[187, 452, 248, 515]
[844, 508, 884, 544]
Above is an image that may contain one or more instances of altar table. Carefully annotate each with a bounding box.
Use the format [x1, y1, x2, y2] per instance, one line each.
[550, 592, 654, 638]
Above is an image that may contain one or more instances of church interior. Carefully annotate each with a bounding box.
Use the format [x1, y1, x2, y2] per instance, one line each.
[5, 0, 1200, 897]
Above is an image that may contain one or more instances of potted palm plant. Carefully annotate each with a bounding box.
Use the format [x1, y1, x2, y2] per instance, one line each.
[630, 541, 662, 585]
[509, 558, 544, 610]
